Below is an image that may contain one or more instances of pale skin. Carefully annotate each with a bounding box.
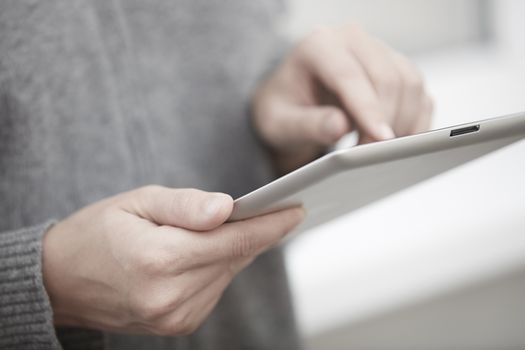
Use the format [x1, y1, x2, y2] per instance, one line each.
[254, 24, 433, 173]
[44, 186, 304, 335]
[43, 24, 432, 335]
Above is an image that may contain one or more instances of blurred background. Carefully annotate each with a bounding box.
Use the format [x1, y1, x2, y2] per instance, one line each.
[279, 0, 525, 349]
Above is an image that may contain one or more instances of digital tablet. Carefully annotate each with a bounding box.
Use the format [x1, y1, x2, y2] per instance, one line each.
[229, 112, 525, 234]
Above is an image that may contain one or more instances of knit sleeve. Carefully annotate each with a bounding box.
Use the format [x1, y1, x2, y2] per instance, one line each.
[0, 221, 62, 349]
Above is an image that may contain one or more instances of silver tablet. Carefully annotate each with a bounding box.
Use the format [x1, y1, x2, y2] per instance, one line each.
[230, 112, 525, 234]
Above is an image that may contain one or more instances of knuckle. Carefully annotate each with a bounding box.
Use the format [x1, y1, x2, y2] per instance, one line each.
[136, 300, 167, 321]
[381, 72, 401, 89]
[131, 185, 165, 206]
[156, 309, 195, 336]
[296, 26, 332, 55]
[133, 288, 184, 321]
[306, 26, 334, 43]
[231, 231, 256, 258]
[138, 184, 164, 197]
[177, 319, 198, 336]
[331, 68, 360, 88]
[344, 22, 364, 35]
[378, 71, 402, 92]
[402, 71, 424, 93]
[394, 53, 424, 93]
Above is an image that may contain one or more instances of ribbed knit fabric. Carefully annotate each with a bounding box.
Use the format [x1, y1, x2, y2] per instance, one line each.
[0, 1, 299, 349]
[0, 222, 61, 349]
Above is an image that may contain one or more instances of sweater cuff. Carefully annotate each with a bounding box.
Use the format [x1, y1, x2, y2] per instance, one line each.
[0, 221, 62, 349]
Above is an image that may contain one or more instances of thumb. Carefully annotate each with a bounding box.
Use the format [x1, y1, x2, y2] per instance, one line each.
[267, 105, 350, 149]
[125, 185, 233, 231]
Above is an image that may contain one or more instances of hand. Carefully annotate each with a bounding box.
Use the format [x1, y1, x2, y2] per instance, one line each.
[253, 24, 433, 173]
[42, 185, 304, 335]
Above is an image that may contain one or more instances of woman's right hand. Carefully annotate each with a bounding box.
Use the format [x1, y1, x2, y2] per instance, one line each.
[42, 185, 304, 335]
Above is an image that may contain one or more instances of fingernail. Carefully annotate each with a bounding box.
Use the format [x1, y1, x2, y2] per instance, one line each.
[323, 114, 344, 140]
[378, 123, 396, 140]
[205, 194, 228, 217]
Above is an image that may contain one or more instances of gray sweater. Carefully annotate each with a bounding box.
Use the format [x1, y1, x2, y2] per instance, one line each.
[0, 1, 300, 349]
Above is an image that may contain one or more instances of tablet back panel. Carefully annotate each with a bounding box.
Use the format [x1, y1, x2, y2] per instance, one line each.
[230, 113, 525, 234]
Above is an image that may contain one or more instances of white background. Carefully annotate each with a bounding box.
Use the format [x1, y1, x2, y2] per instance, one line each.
[281, 1, 525, 348]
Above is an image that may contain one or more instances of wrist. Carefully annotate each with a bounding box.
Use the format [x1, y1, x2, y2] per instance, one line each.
[42, 220, 76, 327]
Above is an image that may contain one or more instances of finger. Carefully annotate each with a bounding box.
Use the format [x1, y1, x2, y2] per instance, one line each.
[300, 31, 395, 141]
[390, 52, 426, 136]
[212, 206, 305, 259]
[412, 94, 434, 134]
[172, 207, 305, 266]
[359, 91, 432, 142]
[323, 62, 395, 141]
[124, 185, 234, 231]
[142, 206, 304, 269]
[266, 103, 351, 148]
[344, 26, 402, 125]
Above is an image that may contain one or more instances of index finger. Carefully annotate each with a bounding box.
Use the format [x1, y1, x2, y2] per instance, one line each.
[168, 207, 305, 268]
[211, 206, 305, 259]
[299, 30, 394, 141]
